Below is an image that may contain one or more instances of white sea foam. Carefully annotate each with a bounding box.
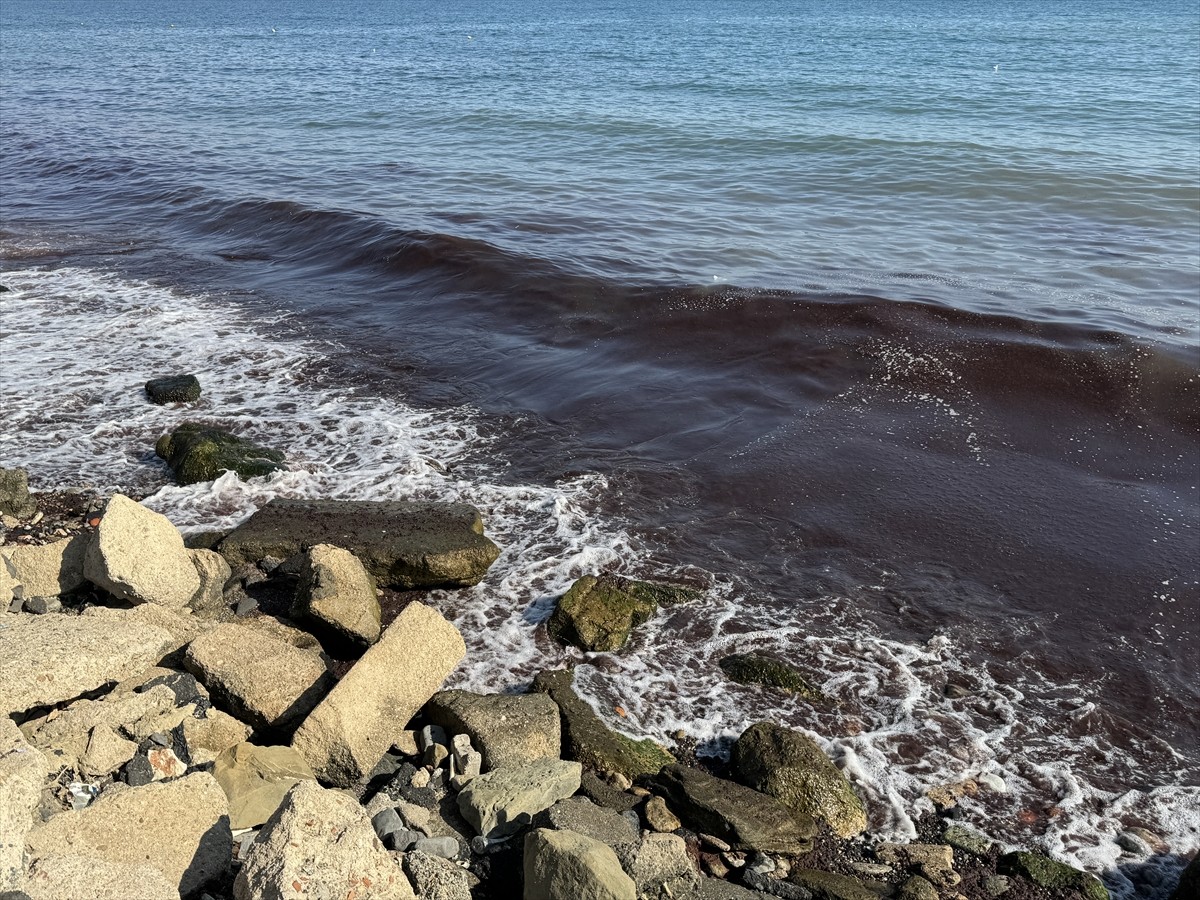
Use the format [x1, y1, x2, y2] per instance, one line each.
[1, 262, 1195, 897]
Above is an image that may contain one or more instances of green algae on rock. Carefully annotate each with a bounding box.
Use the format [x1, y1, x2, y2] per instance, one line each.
[145, 374, 201, 404]
[718, 652, 822, 699]
[999, 851, 1109, 900]
[155, 422, 285, 486]
[547, 573, 699, 653]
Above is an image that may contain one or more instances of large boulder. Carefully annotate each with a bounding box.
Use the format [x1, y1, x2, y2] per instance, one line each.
[214, 742, 317, 830]
[184, 622, 332, 732]
[0, 466, 36, 518]
[292, 543, 381, 645]
[0, 613, 173, 716]
[730, 722, 867, 838]
[234, 780, 416, 900]
[292, 602, 465, 786]
[217, 499, 500, 589]
[426, 689, 561, 771]
[0, 534, 89, 599]
[457, 758, 582, 839]
[0, 719, 50, 891]
[26, 772, 232, 898]
[648, 764, 816, 855]
[155, 422, 286, 486]
[24, 854, 181, 900]
[999, 851, 1109, 900]
[532, 668, 674, 778]
[718, 652, 822, 699]
[145, 374, 201, 404]
[83, 494, 201, 607]
[547, 574, 697, 653]
[524, 828, 637, 900]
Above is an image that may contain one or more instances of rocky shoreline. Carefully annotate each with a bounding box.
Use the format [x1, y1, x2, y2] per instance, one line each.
[0, 460, 1193, 900]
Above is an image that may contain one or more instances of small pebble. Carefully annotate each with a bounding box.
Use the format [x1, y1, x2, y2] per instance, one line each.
[25, 596, 62, 614]
[700, 833, 732, 853]
[414, 836, 459, 859]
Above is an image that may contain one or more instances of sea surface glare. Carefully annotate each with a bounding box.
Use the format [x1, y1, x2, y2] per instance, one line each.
[1, 2, 1197, 897]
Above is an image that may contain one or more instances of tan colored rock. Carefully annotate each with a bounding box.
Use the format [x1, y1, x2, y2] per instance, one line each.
[83, 493, 200, 607]
[83, 603, 210, 660]
[21, 684, 177, 766]
[294, 544, 381, 645]
[619, 832, 699, 899]
[234, 780, 416, 900]
[26, 771, 231, 897]
[877, 843, 961, 889]
[24, 853, 182, 900]
[426, 689, 561, 771]
[292, 602, 465, 786]
[458, 759, 583, 839]
[1, 718, 50, 891]
[214, 742, 316, 830]
[644, 795, 682, 832]
[187, 548, 231, 612]
[79, 724, 138, 778]
[0, 533, 89, 599]
[126, 704, 193, 743]
[524, 828, 637, 900]
[180, 709, 253, 766]
[239, 613, 322, 649]
[1, 554, 24, 608]
[0, 614, 174, 717]
[184, 622, 332, 731]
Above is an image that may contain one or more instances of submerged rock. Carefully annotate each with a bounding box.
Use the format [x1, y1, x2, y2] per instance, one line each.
[532, 667, 675, 779]
[155, 421, 286, 486]
[145, 374, 201, 404]
[218, 498, 500, 589]
[547, 573, 697, 653]
[730, 722, 866, 838]
[999, 851, 1109, 900]
[718, 652, 822, 699]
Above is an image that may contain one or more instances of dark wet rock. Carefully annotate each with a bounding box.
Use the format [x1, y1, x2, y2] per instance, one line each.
[123, 753, 155, 787]
[1171, 854, 1200, 900]
[547, 573, 697, 653]
[533, 667, 675, 779]
[898, 876, 938, 900]
[144, 374, 201, 404]
[579, 770, 641, 813]
[788, 869, 879, 900]
[998, 851, 1109, 900]
[426, 689, 561, 771]
[718, 652, 822, 699]
[217, 498, 500, 589]
[731, 722, 866, 838]
[155, 422, 285, 486]
[647, 764, 816, 855]
[0, 467, 37, 519]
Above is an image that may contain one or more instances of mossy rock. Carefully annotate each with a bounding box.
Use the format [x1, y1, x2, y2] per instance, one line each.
[145, 374, 201, 404]
[532, 667, 674, 779]
[718, 652, 822, 700]
[547, 574, 698, 653]
[155, 422, 286, 486]
[731, 721, 867, 838]
[999, 851, 1109, 900]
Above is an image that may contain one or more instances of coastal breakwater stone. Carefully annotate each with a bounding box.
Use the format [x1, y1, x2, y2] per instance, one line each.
[26, 771, 232, 898]
[731, 722, 867, 838]
[999, 851, 1109, 900]
[547, 574, 697, 653]
[145, 374, 201, 404]
[524, 828, 637, 900]
[213, 742, 316, 830]
[1, 719, 50, 892]
[235, 780, 416, 900]
[457, 758, 582, 839]
[0, 534, 89, 600]
[0, 614, 173, 716]
[648, 764, 817, 855]
[426, 689, 561, 771]
[292, 601, 465, 786]
[533, 667, 675, 778]
[156, 422, 286, 486]
[0, 466, 37, 519]
[185, 622, 332, 732]
[84, 493, 201, 607]
[218, 498, 501, 589]
[23, 854, 182, 900]
[619, 832, 700, 899]
[188, 548, 231, 614]
[293, 543, 381, 645]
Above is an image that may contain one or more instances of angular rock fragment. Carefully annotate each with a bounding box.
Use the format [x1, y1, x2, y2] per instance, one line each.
[0, 719, 50, 892]
[24, 854, 182, 900]
[234, 780, 416, 900]
[731, 722, 866, 838]
[145, 374, 201, 404]
[426, 689, 561, 771]
[79, 724, 139, 778]
[83, 494, 200, 607]
[214, 742, 316, 830]
[877, 843, 959, 889]
[292, 602, 464, 785]
[187, 548, 230, 614]
[524, 828, 637, 900]
[403, 849, 473, 899]
[25, 772, 232, 898]
[155, 422, 286, 486]
[179, 708, 253, 767]
[184, 622, 332, 733]
[457, 758, 582, 839]
[619, 832, 700, 900]
[292, 543, 381, 645]
[538, 797, 639, 853]
[0, 533, 89, 599]
[218, 498, 500, 589]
